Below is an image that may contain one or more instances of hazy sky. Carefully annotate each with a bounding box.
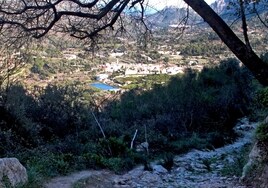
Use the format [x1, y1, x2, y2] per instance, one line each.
[148, 0, 216, 10]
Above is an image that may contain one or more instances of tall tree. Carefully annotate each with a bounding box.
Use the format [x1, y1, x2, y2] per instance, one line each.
[183, 0, 268, 86]
[0, 0, 267, 85]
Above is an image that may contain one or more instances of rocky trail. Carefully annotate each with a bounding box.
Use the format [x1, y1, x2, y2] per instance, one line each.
[44, 170, 117, 188]
[45, 118, 256, 188]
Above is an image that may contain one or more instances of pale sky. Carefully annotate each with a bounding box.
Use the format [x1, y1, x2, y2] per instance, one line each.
[147, 0, 216, 10]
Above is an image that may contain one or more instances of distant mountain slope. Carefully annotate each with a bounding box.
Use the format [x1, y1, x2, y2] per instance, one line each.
[145, 6, 200, 28]
[146, 1, 268, 29]
[211, 0, 268, 18]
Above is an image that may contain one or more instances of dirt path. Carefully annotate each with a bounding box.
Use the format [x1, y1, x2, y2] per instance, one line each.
[45, 118, 256, 188]
[44, 170, 117, 188]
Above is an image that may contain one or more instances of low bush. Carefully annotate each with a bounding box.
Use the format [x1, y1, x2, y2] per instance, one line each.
[160, 152, 174, 171]
[256, 87, 268, 108]
[256, 123, 268, 142]
[220, 145, 251, 177]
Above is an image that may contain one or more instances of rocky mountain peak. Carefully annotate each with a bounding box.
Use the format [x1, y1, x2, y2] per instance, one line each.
[211, 0, 231, 14]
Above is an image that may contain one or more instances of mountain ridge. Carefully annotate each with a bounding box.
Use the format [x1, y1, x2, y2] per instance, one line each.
[145, 0, 267, 29]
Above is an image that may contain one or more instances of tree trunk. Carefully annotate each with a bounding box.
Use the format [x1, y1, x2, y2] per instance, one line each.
[184, 0, 268, 86]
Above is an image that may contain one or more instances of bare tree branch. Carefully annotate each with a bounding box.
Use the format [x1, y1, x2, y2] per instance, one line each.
[91, 110, 106, 139]
[239, 0, 252, 50]
[130, 129, 138, 149]
[0, 0, 144, 40]
[253, 2, 268, 28]
[0, 0, 268, 85]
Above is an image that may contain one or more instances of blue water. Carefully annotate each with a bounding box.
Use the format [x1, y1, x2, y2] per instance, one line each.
[90, 83, 118, 91]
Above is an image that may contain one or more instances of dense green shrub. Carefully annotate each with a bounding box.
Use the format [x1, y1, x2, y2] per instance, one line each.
[251, 86, 268, 121]
[22, 152, 72, 177]
[256, 87, 268, 107]
[256, 123, 268, 142]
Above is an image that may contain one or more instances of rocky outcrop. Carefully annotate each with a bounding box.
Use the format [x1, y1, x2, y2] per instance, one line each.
[241, 117, 268, 187]
[240, 141, 268, 187]
[0, 158, 28, 187]
[241, 143, 262, 181]
[211, 0, 229, 14]
[258, 165, 268, 188]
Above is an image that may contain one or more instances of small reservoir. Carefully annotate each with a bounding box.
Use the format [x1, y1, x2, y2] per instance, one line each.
[90, 82, 120, 91]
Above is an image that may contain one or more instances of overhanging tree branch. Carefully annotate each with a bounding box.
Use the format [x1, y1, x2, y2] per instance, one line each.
[0, 0, 267, 85]
[253, 2, 268, 28]
[0, 0, 139, 39]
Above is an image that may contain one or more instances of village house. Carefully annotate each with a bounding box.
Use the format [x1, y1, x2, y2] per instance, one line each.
[64, 54, 77, 60]
[96, 74, 109, 81]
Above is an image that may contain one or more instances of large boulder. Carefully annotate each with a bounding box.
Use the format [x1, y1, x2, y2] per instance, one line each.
[0, 158, 28, 187]
[241, 141, 268, 188]
[152, 165, 168, 175]
[136, 142, 149, 153]
[241, 143, 262, 181]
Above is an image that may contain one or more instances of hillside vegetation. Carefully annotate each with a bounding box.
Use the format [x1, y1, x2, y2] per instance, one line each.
[1, 58, 263, 186]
